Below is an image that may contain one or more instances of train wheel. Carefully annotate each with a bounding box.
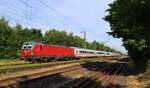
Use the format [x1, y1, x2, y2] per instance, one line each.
[26, 58, 32, 63]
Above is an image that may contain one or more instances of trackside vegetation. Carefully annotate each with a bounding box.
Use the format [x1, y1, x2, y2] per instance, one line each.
[0, 17, 120, 60]
[105, 0, 150, 71]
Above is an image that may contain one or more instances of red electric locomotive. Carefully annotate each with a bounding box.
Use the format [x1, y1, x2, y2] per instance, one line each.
[20, 42, 75, 62]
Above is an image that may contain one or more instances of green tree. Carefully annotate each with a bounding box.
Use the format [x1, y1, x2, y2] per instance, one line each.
[105, 0, 150, 71]
[0, 17, 13, 59]
[0, 17, 43, 59]
[44, 29, 85, 47]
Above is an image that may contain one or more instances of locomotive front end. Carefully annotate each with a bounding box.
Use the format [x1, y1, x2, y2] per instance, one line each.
[20, 42, 35, 57]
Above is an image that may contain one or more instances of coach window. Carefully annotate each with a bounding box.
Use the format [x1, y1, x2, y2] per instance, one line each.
[98, 52, 102, 54]
[80, 51, 82, 53]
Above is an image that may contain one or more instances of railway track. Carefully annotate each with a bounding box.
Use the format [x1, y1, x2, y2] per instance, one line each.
[0, 57, 127, 88]
[59, 62, 127, 88]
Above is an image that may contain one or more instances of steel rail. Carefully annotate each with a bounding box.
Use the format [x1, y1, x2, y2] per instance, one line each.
[83, 63, 120, 88]
[91, 65, 123, 88]
[89, 63, 121, 88]
[106, 63, 127, 86]
[70, 63, 113, 88]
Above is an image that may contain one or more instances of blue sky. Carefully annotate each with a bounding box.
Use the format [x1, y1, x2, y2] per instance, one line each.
[0, 0, 127, 53]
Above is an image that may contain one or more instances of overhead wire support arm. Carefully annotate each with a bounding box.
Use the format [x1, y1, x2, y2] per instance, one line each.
[80, 31, 87, 48]
[19, 0, 33, 21]
[19, 0, 33, 8]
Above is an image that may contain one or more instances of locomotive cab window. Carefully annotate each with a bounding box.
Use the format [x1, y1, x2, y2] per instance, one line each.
[22, 45, 33, 50]
[27, 46, 32, 49]
[21, 42, 35, 50]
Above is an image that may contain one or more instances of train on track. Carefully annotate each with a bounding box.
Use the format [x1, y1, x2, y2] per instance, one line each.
[20, 42, 119, 63]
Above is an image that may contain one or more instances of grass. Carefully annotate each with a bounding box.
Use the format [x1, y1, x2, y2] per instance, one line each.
[0, 62, 54, 73]
[127, 63, 150, 88]
[0, 59, 97, 73]
[136, 67, 150, 87]
[127, 72, 150, 88]
[0, 59, 26, 66]
[127, 76, 141, 88]
[0, 59, 57, 73]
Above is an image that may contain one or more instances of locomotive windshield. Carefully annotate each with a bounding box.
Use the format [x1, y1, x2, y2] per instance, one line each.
[21, 42, 35, 50]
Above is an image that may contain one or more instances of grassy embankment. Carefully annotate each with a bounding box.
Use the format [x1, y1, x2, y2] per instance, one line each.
[0, 59, 51, 73]
[127, 58, 150, 88]
[0, 59, 26, 66]
[128, 69, 150, 88]
[0, 59, 103, 73]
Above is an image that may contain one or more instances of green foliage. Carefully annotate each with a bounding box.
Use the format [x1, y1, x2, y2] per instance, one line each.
[105, 0, 150, 71]
[0, 17, 119, 60]
[44, 29, 85, 48]
[86, 41, 116, 52]
[0, 18, 43, 59]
